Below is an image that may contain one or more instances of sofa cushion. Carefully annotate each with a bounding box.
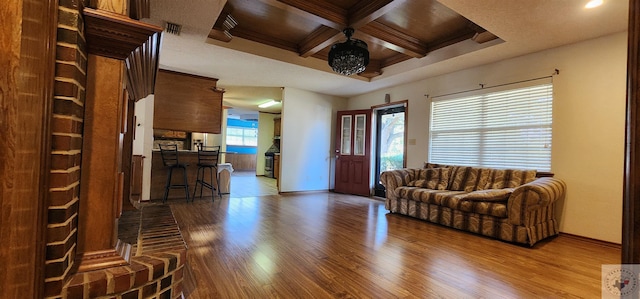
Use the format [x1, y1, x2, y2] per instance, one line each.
[407, 168, 450, 190]
[460, 188, 514, 201]
[396, 187, 464, 205]
[486, 169, 537, 189]
[448, 166, 494, 192]
[396, 187, 508, 218]
[424, 162, 449, 169]
[437, 192, 508, 218]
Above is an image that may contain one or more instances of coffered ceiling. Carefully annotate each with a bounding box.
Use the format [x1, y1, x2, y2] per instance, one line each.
[208, 0, 500, 79]
[145, 0, 629, 112]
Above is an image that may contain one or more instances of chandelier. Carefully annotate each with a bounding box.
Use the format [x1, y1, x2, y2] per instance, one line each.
[328, 28, 369, 76]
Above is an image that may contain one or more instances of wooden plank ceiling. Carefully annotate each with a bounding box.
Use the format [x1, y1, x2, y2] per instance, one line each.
[208, 0, 498, 79]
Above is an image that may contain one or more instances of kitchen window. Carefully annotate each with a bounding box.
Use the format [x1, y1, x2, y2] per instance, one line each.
[226, 126, 258, 146]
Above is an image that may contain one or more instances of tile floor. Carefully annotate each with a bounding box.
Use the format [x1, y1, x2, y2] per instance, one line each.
[225, 170, 278, 198]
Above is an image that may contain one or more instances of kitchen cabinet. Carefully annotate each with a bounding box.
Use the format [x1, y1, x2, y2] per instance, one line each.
[154, 69, 224, 133]
[274, 118, 281, 137]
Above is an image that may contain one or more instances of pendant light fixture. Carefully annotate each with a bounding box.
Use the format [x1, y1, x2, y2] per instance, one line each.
[328, 28, 369, 76]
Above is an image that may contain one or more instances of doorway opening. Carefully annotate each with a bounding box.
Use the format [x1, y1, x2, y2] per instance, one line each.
[373, 105, 406, 197]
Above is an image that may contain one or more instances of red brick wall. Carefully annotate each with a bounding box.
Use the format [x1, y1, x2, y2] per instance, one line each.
[45, 0, 88, 297]
[45, 4, 186, 299]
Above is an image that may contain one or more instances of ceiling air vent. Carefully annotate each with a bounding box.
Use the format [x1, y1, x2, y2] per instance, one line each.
[165, 22, 182, 35]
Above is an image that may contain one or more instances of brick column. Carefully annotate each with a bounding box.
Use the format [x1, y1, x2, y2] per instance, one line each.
[44, 1, 88, 297]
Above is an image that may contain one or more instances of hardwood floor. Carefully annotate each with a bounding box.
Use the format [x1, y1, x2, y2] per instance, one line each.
[169, 184, 620, 298]
[156, 170, 278, 203]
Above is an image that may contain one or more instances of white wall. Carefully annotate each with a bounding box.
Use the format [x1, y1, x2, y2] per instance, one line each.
[133, 94, 155, 201]
[280, 88, 348, 192]
[348, 32, 628, 243]
[256, 113, 279, 176]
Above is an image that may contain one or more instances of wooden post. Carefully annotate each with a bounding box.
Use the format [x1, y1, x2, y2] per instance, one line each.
[623, 0, 640, 263]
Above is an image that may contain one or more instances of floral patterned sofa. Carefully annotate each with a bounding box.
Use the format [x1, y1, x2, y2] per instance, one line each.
[380, 163, 566, 246]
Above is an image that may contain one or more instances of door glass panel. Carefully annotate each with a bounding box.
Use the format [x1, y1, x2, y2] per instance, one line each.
[341, 115, 352, 155]
[374, 106, 406, 197]
[379, 112, 405, 171]
[354, 114, 366, 156]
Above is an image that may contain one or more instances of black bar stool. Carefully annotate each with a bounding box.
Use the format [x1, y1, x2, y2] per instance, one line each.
[159, 144, 190, 203]
[193, 145, 220, 200]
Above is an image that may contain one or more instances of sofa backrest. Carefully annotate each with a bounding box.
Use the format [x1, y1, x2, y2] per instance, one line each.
[424, 163, 537, 191]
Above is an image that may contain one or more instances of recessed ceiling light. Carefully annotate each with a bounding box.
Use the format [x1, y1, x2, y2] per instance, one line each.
[585, 0, 603, 9]
[258, 100, 280, 108]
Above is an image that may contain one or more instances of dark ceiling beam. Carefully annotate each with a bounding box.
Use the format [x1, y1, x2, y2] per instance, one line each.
[348, 0, 409, 28]
[358, 59, 382, 79]
[359, 21, 428, 58]
[251, 0, 345, 29]
[298, 26, 341, 57]
[273, 0, 348, 29]
[269, 0, 417, 59]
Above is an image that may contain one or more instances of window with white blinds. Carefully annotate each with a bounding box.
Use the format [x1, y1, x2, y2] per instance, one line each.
[429, 83, 553, 171]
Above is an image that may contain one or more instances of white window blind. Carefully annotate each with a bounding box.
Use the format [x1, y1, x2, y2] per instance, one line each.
[429, 83, 553, 171]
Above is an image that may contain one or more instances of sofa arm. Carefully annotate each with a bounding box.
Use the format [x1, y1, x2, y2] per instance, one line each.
[380, 168, 421, 200]
[507, 177, 566, 226]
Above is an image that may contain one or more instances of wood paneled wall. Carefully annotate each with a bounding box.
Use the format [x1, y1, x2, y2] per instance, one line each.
[154, 69, 224, 133]
[0, 0, 57, 297]
[225, 153, 257, 171]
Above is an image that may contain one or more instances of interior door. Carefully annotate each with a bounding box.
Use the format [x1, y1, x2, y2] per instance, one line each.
[334, 109, 371, 196]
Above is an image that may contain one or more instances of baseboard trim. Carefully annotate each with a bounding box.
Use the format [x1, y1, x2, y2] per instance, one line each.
[558, 232, 621, 249]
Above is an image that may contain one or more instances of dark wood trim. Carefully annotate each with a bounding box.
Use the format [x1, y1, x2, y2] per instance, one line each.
[0, 0, 58, 297]
[403, 101, 408, 169]
[371, 100, 408, 169]
[158, 68, 220, 83]
[83, 7, 162, 60]
[358, 59, 382, 78]
[370, 99, 408, 110]
[129, 0, 150, 20]
[75, 240, 131, 272]
[536, 172, 555, 178]
[36, 2, 58, 297]
[559, 232, 621, 250]
[381, 53, 412, 68]
[275, 0, 348, 29]
[623, 0, 640, 264]
[349, 0, 407, 28]
[426, 30, 477, 53]
[122, 97, 136, 211]
[298, 26, 340, 57]
[125, 31, 162, 101]
[359, 21, 427, 58]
